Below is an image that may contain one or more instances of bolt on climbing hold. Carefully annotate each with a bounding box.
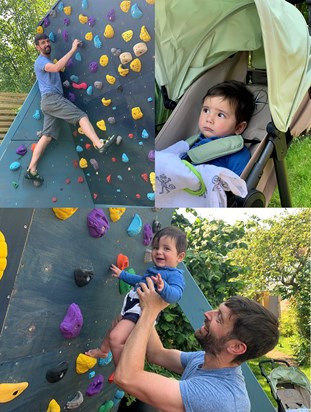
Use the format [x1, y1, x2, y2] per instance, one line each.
[59, 303, 83, 339]
[120, 1, 131, 13]
[131, 3, 143, 18]
[104, 24, 114, 38]
[66, 391, 84, 409]
[140, 25, 151, 42]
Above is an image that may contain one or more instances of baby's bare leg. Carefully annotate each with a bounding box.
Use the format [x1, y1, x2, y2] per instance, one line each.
[109, 319, 136, 366]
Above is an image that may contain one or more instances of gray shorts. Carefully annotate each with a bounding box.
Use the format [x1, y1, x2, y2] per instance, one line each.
[40, 93, 87, 140]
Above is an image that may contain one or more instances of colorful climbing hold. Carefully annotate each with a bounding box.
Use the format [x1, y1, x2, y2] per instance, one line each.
[82, 0, 88, 9]
[94, 81, 103, 89]
[145, 0, 155, 4]
[108, 116, 116, 124]
[96, 119, 106, 131]
[128, 133, 134, 138]
[47, 399, 61, 412]
[64, 17, 70, 26]
[62, 29, 69, 41]
[99, 54, 109, 67]
[53, 208, 78, 220]
[52, 197, 57, 203]
[120, 1, 131, 13]
[116, 135, 122, 145]
[64, 6, 72, 15]
[121, 30, 133, 42]
[120, 52, 133, 64]
[131, 107, 143, 120]
[90, 158, 99, 171]
[111, 47, 122, 57]
[87, 85, 93, 95]
[131, 3, 143, 18]
[85, 31, 93, 41]
[99, 400, 114, 412]
[87, 209, 110, 238]
[117, 253, 129, 270]
[143, 223, 153, 245]
[141, 173, 148, 182]
[72, 82, 88, 89]
[70, 74, 79, 82]
[140, 25, 151, 42]
[65, 178, 71, 184]
[79, 14, 88, 24]
[12, 181, 18, 189]
[88, 371, 96, 379]
[107, 9, 116, 22]
[88, 16, 96, 26]
[75, 52, 82, 61]
[148, 150, 155, 161]
[141, 129, 149, 139]
[0, 382, 28, 403]
[85, 374, 104, 397]
[127, 213, 142, 236]
[76, 353, 97, 374]
[106, 74, 116, 85]
[130, 58, 141, 72]
[122, 153, 129, 163]
[36, 26, 44, 34]
[77, 176, 84, 183]
[108, 371, 115, 383]
[118, 64, 129, 77]
[49, 32, 55, 42]
[79, 158, 88, 169]
[0, 231, 8, 280]
[109, 207, 126, 222]
[101, 98, 111, 106]
[60, 303, 83, 339]
[9, 161, 20, 171]
[149, 171, 155, 191]
[113, 389, 125, 405]
[76, 145, 83, 153]
[16, 144, 27, 156]
[68, 92, 75, 102]
[98, 351, 113, 366]
[89, 61, 98, 72]
[147, 192, 155, 201]
[94, 35, 102, 48]
[104, 24, 114, 38]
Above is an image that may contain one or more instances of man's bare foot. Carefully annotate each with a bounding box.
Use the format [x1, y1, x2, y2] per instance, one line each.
[85, 348, 109, 358]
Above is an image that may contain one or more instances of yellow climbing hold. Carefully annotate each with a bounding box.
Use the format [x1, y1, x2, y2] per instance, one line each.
[78, 127, 85, 135]
[122, 30, 133, 42]
[47, 399, 61, 412]
[120, 1, 131, 12]
[130, 58, 141, 73]
[79, 14, 88, 24]
[0, 231, 8, 281]
[36, 26, 44, 34]
[79, 158, 88, 169]
[76, 353, 97, 374]
[104, 24, 114, 39]
[109, 208, 126, 222]
[0, 382, 28, 403]
[131, 107, 143, 120]
[85, 32, 93, 41]
[99, 54, 109, 67]
[96, 120, 107, 131]
[150, 172, 155, 191]
[145, 0, 155, 4]
[140, 25, 151, 42]
[52, 208, 78, 221]
[102, 98, 112, 106]
[64, 6, 72, 15]
[106, 75, 116, 85]
[118, 64, 129, 77]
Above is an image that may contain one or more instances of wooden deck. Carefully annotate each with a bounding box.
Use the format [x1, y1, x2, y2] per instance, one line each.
[0, 92, 27, 143]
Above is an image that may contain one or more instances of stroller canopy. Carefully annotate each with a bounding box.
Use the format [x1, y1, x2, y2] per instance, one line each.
[155, 0, 311, 133]
[269, 365, 311, 400]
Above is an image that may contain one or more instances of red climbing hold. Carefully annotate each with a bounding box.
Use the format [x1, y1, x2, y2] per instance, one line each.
[136, 194, 141, 199]
[141, 173, 148, 182]
[65, 178, 71, 184]
[31, 143, 37, 151]
[73, 130, 78, 137]
[72, 82, 88, 89]
[111, 157, 117, 163]
[108, 371, 115, 383]
[73, 160, 79, 168]
[106, 175, 111, 183]
[128, 133, 134, 139]
[77, 176, 84, 183]
[85, 143, 91, 150]
[93, 193, 98, 199]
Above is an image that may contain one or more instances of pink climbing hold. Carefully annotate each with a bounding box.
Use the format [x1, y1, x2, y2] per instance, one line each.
[77, 176, 84, 183]
[52, 197, 57, 203]
[65, 178, 71, 184]
[128, 133, 134, 139]
[72, 82, 88, 90]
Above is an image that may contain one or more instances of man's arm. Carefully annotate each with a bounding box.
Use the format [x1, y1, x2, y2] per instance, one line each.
[114, 278, 185, 412]
[44, 39, 81, 72]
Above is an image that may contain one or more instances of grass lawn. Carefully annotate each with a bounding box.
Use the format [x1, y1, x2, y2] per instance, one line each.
[269, 135, 311, 207]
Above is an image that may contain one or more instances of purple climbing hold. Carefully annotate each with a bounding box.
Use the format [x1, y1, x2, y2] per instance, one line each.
[60, 303, 83, 339]
[43, 17, 50, 27]
[62, 29, 69, 41]
[107, 9, 116, 21]
[68, 92, 75, 102]
[64, 17, 70, 26]
[148, 150, 155, 162]
[89, 61, 98, 73]
[143, 223, 153, 246]
[88, 16, 96, 27]
[16, 144, 27, 156]
[87, 209, 110, 238]
[90, 158, 99, 171]
[66, 58, 73, 68]
[85, 374, 104, 397]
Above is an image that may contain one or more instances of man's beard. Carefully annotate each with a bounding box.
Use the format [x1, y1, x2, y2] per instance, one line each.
[194, 326, 232, 357]
[43, 47, 51, 56]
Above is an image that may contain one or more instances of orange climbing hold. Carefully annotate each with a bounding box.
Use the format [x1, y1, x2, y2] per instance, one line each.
[0, 382, 28, 403]
[116, 253, 129, 270]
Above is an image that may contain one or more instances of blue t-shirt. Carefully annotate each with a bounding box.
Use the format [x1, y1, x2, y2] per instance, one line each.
[34, 54, 63, 96]
[179, 352, 251, 412]
[189, 134, 250, 176]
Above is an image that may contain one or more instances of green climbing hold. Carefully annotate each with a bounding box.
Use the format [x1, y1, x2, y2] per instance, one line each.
[98, 400, 114, 412]
[119, 268, 135, 295]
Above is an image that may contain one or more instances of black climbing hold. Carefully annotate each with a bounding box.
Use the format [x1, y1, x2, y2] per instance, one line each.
[74, 268, 94, 287]
[152, 220, 161, 233]
[46, 361, 69, 383]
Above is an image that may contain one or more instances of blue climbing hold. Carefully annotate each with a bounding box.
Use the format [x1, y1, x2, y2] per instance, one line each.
[113, 389, 125, 405]
[9, 161, 21, 171]
[58, 1, 64, 11]
[117, 175, 123, 181]
[49, 32, 55, 42]
[131, 4, 143, 18]
[88, 370, 95, 379]
[127, 213, 142, 236]
[121, 153, 129, 163]
[98, 351, 112, 366]
[70, 75, 79, 82]
[87, 86, 93, 95]
[76, 145, 83, 153]
[94, 35, 102, 48]
[147, 193, 155, 201]
[82, 0, 88, 9]
[147, 97, 153, 102]
[141, 129, 149, 139]
[75, 52, 82, 61]
[33, 109, 41, 120]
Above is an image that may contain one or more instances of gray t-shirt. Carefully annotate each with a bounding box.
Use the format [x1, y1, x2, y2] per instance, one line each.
[34, 54, 63, 96]
[179, 351, 251, 412]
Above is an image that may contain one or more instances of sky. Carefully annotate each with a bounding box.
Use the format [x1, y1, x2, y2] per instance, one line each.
[176, 208, 303, 224]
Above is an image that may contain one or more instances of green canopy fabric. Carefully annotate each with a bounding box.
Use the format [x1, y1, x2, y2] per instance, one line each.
[155, 0, 311, 132]
[269, 365, 311, 400]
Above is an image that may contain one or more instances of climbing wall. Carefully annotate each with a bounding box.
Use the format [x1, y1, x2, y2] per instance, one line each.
[0, 0, 155, 207]
[0, 207, 174, 411]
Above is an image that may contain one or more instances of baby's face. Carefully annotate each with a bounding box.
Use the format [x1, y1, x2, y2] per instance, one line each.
[198, 96, 245, 138]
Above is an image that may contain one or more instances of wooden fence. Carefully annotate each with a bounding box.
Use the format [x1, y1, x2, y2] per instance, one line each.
[0, 92, 27, 143]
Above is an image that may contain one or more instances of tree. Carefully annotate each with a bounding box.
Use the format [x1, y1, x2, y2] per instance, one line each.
[0, 0, 55, 92]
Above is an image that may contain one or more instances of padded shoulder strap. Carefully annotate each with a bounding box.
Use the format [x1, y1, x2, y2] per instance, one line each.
[187, 135, 244, 164]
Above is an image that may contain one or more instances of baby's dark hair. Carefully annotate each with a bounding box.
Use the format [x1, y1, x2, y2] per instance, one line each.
[152, 226, 187, 254]
[34, 33, 49, 45]
[202, 80, 255, 125]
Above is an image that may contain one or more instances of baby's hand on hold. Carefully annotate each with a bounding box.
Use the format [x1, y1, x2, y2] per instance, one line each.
[111, 264, 122, 278]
